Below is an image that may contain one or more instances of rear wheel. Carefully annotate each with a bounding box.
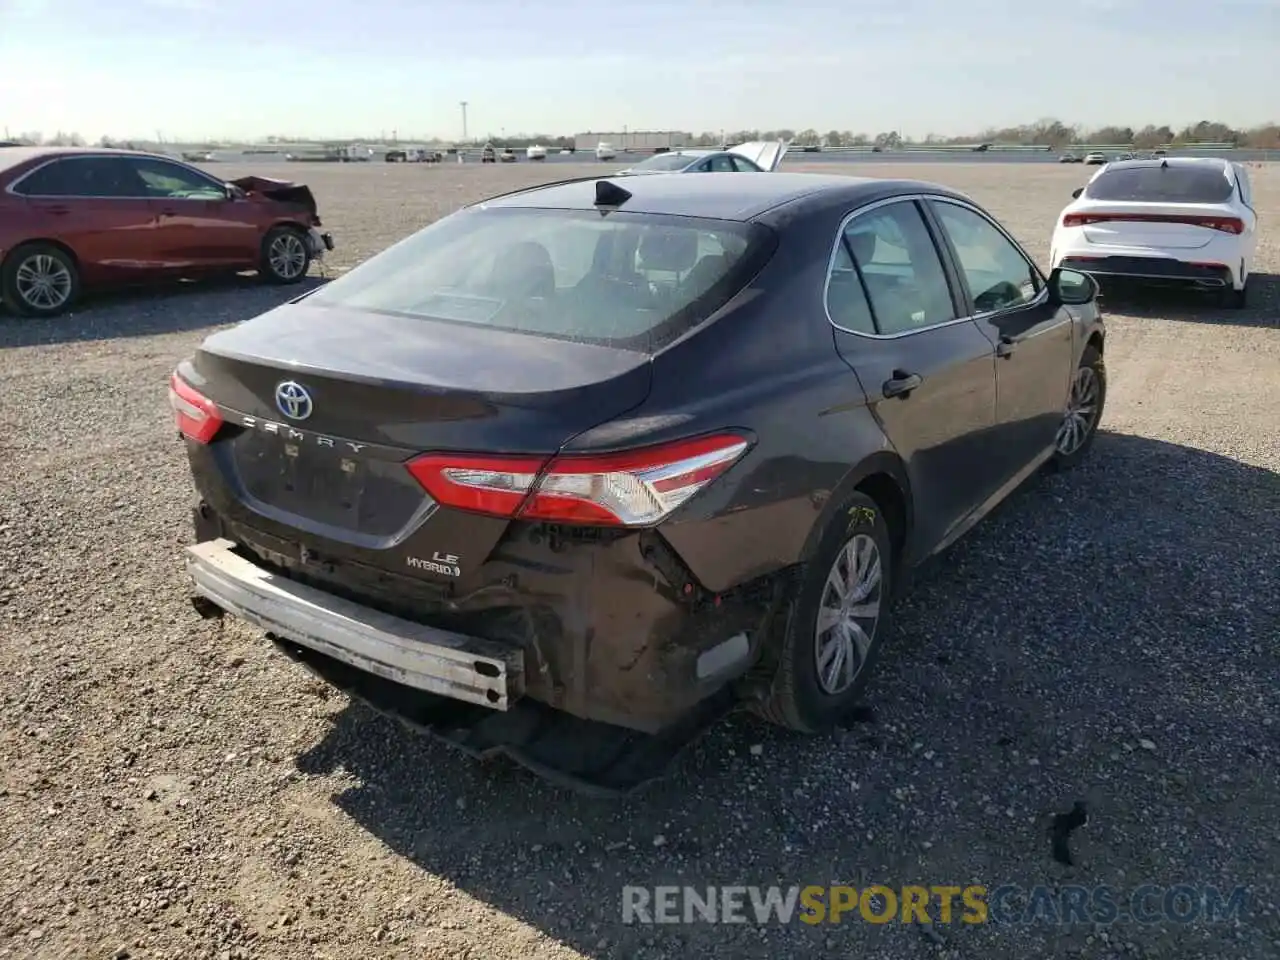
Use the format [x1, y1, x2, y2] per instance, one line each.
[1222, 275, 1248, 310]
[1051, 345, 1106, 470]
[1, 242, 81, 318]
[756, 492, 893, 733]
[259, 226, 311, 284]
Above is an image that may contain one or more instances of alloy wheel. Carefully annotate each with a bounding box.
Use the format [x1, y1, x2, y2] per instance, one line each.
[1055, 365, 1101, 456]
[813, 533, 882, 696]
[15, 254, 73, 311]
[268, 233, 308, 280]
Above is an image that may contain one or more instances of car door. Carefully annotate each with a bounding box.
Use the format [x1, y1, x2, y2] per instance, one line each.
[125, 156, 261, 269]
[10, 155, 161, 283]
[825, 198, 1000, 554]
[924, 198, 1075, 482]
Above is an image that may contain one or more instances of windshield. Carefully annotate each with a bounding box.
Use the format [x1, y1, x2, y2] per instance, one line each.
[627, 153, 699, 172]
[303, 207, 776, 351]
[1085, 164, 1234, 203]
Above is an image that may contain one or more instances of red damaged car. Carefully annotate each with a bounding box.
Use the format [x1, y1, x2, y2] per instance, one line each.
[0, 147, 334, 317]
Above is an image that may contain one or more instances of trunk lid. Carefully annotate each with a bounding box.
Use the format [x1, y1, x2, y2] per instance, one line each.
[1073, 202, 1237, 250]
[728, 139, 790, 172]
[192, 302, 652, 548]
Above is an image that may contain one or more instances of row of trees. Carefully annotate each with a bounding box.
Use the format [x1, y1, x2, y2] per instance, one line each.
[6, 119, 1279, 150]
[699, 120, 1280, 149]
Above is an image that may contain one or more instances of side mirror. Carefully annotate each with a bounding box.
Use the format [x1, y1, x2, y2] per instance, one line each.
[1071, 187, 1084, 199]
[1049, 267, 1098, 305]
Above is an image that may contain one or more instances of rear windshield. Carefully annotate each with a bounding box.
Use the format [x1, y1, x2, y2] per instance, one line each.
[628, 154, 699, 171]
[1084, 164, 1234, 203]
[304, 207, 774, 351]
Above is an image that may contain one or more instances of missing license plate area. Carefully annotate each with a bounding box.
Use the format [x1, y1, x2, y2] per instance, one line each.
[230, 430, 427, 537]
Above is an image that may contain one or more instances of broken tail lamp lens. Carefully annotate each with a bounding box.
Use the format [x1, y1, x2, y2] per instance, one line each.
[169, 372, 224, 444]
[407, 433, 752, 526]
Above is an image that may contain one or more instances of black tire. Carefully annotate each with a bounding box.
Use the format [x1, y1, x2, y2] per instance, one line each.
[1050, 344, 1106, 471]
[259, 226, 311, 285]
[755, 492, 894, 733]
[1222, 277, 1248, 310]
[1, 242, 81, 318]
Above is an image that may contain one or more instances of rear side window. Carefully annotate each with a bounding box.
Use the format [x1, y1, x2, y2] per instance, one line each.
[304, 208, 775, 351]
[12, 156, 141, 197]
[1084, 164, 1234, 203]
[836, 200, 956, 335]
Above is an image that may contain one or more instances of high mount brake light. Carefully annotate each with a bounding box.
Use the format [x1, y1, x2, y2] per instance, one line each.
[1062, 212, 1244, 234]
[168, 372, 224, 444]
[406, 433, 752, 527]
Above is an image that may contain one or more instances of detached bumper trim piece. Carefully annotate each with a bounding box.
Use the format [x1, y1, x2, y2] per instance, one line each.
[185, 538, 523, 709]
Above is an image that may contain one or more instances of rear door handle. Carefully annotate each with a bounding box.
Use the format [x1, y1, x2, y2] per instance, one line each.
[996, 336, 1016, 358]
[44, 206, 70, 215]
[882, 370, 923, 399]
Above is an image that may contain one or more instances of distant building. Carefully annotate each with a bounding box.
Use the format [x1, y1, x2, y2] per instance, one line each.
[573, 130, 689, 153]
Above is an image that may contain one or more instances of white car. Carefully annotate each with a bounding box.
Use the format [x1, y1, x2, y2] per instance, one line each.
[614, 140, 790, 176]
[1050, 157, 1258, 308]
[595, 141, 617, 161]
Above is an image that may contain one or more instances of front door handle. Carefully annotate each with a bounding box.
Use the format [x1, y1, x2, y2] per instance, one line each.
[996, 336, 1017, 358]
[882, 370, 923, 399]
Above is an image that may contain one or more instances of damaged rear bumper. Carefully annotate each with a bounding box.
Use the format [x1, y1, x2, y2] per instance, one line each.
[187, 504, 773, 733]
[186, 538, 522, 709]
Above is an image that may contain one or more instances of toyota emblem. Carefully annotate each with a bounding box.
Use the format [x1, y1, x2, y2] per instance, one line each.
[274, 381, 313, 421]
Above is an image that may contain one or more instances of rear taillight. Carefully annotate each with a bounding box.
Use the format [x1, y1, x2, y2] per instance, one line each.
[406, 433, 751, 527]
[168, 372, 224, 444]
[1062, 212, 1244, 234]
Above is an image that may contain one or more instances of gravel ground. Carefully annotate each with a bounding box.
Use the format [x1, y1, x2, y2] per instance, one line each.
[1, 162, 1277, 960]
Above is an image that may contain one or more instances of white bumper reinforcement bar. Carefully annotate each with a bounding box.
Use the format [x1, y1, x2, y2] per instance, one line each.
[185, 538, 523, 709]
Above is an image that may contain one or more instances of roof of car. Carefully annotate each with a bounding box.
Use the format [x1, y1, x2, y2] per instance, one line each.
[0, 145, 171, 174]
[477, 172, 967, 221]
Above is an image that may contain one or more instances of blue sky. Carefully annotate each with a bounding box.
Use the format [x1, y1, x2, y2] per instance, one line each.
[1, 0, 1275, 141]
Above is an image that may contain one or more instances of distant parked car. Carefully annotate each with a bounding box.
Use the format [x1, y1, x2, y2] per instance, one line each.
[1084, 153, 1107, 165]
[173, 171, 1106, 752]
[595, 141, 617, 161]
[526, 145, 547, 161]
[0, 147, 333, 317]
[479, 143, 497, 163]
[1059, 154, 1081, 163]
[1051, 157, 1258, 308]
[615, 141, 789, 175]
[499, 148, 517, 163]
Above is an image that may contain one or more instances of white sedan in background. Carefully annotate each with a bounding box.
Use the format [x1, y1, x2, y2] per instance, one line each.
[1050, 157, 1258, 308]
[614, 140, 790, 176]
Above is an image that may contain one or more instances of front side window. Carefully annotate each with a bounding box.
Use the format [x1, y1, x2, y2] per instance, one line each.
[931, 201, 1040, 314]
[838, 201, 956, 335]
[303, 208, 775, 351]
[127, 158, 225, 199]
